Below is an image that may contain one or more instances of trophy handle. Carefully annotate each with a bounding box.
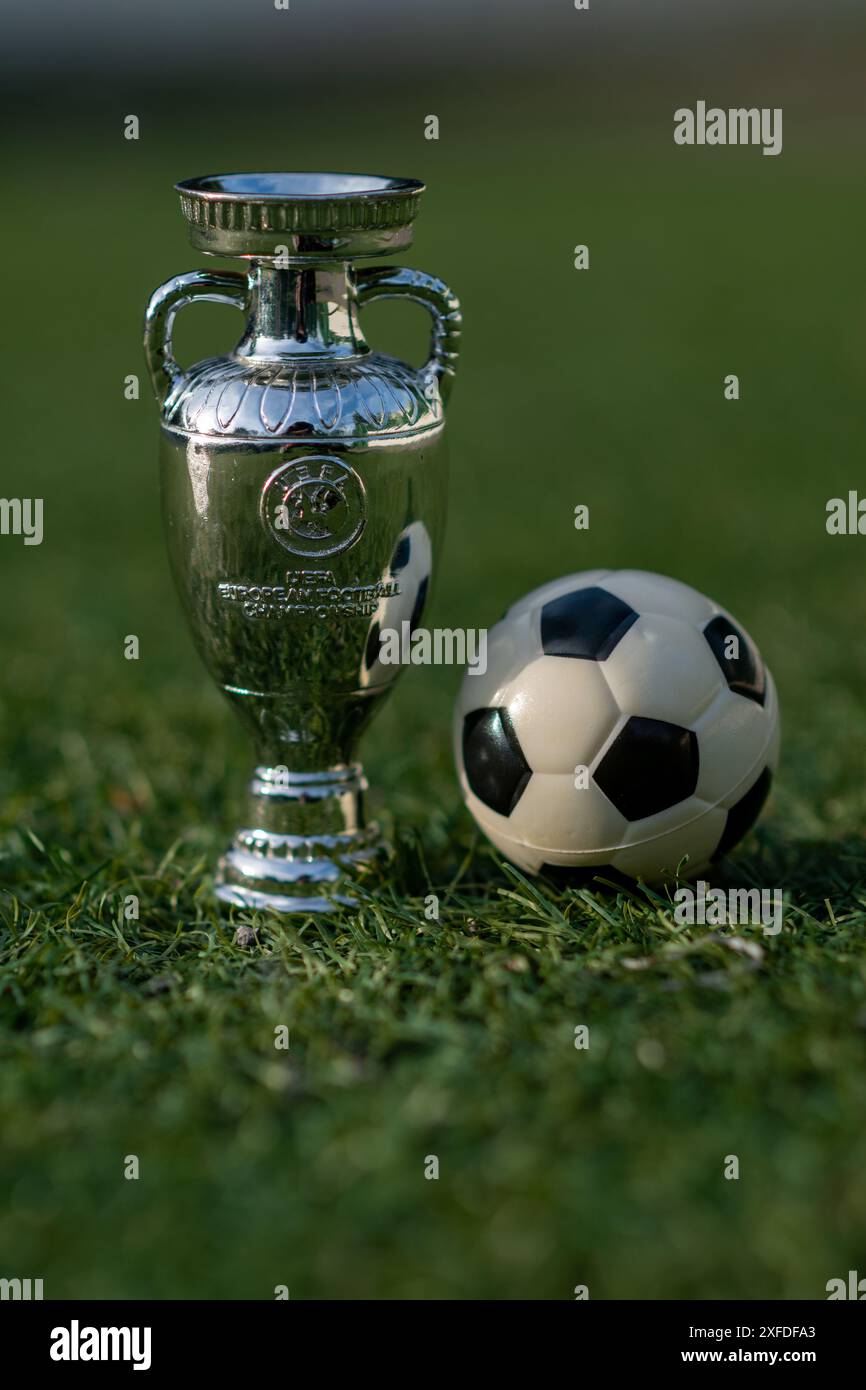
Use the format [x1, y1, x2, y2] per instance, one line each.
[143, 269, 248, 408]
[355, 266, 461, 404]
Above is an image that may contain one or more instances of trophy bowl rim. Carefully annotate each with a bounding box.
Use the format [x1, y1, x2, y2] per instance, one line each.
[173, 172, 426, 258]
[174, 171, 426, 202]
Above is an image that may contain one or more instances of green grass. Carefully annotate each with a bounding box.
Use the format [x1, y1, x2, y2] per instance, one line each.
[2, 88, 866, 1298]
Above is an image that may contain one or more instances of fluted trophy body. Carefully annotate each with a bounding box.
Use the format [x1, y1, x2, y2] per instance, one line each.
[144, 174, 460, 912]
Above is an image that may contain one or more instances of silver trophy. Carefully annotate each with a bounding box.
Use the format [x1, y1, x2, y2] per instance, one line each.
[144, 174, 461, 912]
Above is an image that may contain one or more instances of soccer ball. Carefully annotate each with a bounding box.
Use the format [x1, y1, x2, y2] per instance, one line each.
[360, 521, 432, 688]
[453, 569, 780, 882]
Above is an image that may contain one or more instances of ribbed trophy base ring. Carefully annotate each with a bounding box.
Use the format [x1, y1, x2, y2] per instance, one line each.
[214, 824, 386, 916]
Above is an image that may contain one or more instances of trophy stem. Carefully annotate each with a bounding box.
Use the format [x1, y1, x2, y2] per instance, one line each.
[214, 763, 386, 914]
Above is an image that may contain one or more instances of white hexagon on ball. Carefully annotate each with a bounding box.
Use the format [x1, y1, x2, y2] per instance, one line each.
[600, 613, 724, 727]
[503, 654, 620, 775]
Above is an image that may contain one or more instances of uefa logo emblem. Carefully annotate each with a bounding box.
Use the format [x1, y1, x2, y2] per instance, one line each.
[261, 455, 367, 558]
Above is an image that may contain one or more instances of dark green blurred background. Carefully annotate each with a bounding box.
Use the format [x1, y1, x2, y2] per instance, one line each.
[2, 0, 866, 1300]
[4, 2, 866, 762]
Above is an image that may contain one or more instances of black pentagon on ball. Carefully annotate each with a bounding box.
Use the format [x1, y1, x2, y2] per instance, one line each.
[540, 586, 638, 661]
[390, 532, 412, 572]
[713, 767, 773, 860]
[410, 575, 429, 632]
[363, 619, 382, 672]
[703, 615, 766, 705]
[462, 707, 531, 817]
[595, 716, 699, 821]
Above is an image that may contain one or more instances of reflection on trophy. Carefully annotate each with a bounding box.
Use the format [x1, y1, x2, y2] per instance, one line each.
[361, 522, 433, 689]
[143, 173, 461, 912]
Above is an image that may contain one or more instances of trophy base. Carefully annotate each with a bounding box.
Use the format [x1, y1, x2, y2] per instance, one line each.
[214, 763, 387, 915]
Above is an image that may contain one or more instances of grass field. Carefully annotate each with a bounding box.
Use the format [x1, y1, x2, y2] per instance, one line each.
[2, 87, 866, 1298]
